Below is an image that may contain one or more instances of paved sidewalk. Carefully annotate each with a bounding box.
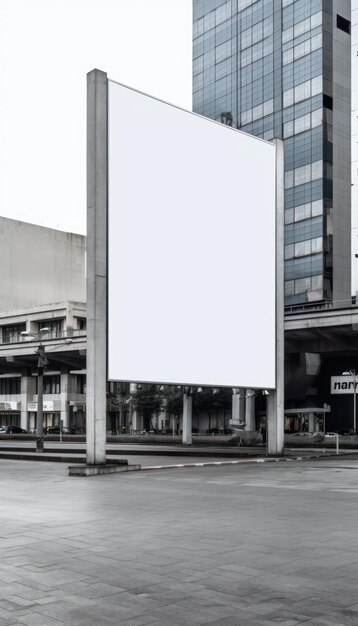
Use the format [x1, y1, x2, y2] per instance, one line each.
[1, 458, 358, 624]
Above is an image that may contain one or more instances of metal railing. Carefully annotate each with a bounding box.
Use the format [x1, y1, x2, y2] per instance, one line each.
[0, 328, 86, 345]
[285, 297, 357, 316]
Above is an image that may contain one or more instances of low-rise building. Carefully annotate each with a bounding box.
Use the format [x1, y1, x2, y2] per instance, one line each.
[0, 302, 86, 431]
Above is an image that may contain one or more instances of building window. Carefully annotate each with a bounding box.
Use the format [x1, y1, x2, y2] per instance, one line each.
[295, 203, 311, 222]
[294, 237, 323, 258]
[311, 275, 323, 291]
[283, 76, 322, 108]
[38, 319, 63, 338]
[75, 375, 86, 395]
[311, 199, 323, 217]
[285, 280, 295, 296]
[36, 375, 61, 394]
[295, 240, 311, 258]
[283, 109, 322, 138]
[1, 324, 26, 344]
[285, 244, 294, 260]
[0, 378, 21, 394]
[215, 41, 231, 63]
[285, 275, 323, 298]
[77, 318, 86, 331]
[284, 160, 323, 189]
[295, 277, 311, 294]
[323, 94, 333, 110]
[238, 0, 257, 12]
[285, 208, 294, 225]
[336, 15, 350, 35]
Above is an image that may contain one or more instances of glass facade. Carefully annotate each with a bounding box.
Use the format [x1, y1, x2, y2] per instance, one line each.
[193, 0, 337, 305]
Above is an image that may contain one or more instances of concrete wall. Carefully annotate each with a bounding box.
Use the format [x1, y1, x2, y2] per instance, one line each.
[0, 218, 85, 311]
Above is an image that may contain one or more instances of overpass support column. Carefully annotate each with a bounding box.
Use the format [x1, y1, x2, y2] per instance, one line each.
[182, 389, 193, 445]
[132, 410, 143, 433]
[308, 412, 315, 433]
[245, 390, 256, 431]
[21, 374, 34, 431]
[231, 388, 245, 426]
[60, 373, 70, 428]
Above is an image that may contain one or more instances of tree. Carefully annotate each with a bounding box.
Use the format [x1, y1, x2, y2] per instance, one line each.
[194, 387, 232, 433]
[133, 384, 163, 431]
[162, 386, 182, 419]
[161, 386, 182, 433]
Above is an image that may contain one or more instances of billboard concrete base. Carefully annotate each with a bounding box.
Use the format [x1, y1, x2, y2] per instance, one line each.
[68, 463, 141, 476]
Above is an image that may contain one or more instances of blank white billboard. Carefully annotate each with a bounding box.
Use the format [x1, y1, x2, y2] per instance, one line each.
[108, 81, 276, 389]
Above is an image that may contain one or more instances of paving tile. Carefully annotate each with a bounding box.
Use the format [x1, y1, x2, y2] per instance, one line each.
[114, 617, 159, 626]
[17, 613, 66, 626]
[2, 459, 358, 625]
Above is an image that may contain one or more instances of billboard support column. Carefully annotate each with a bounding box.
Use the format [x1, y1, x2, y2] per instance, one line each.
[86, 69, 108, 465]
[245, 390, 255, 431]
[182, 388, 193, 445]
[267, 139, 284, 456]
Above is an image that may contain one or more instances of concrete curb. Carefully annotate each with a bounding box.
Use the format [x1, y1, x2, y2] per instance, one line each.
[140, 452, 355, 471]
[0, 453, 128, 464]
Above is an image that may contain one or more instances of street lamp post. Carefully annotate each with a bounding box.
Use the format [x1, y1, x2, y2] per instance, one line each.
[342, 369, 357, 435]
[35, 343, 49, 452]
[21, 329, 49, 452]
[21, 329, 72, 452]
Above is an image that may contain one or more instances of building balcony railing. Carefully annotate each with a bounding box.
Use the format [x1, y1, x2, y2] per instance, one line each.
[0, 328, 87, 345]
[285, 298, 358, 316]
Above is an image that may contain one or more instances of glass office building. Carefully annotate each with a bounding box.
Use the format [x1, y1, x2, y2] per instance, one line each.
[193, 0, 351, 306]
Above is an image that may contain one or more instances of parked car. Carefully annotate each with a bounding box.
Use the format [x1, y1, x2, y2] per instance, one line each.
[286, 431, 324, 442]
[2, 426, 27, 434]
[325, 432, 338, 438]
[45, 426, 77, 435]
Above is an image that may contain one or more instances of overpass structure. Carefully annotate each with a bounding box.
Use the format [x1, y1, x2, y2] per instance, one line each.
[284, 301, 358, 432]
[285, 301, 358, 352]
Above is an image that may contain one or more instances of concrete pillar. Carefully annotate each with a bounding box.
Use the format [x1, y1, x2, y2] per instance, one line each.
[132, 410, 143, 432]
[245, 390, 256, 431]
[158, 410, 166, 432]
[60, 372, 70, 427]
[182, 392, 192, 445]
[267, 139, 285, 456]
[21, 374, 35, 431]
[232, 388, 243, 423]
[65, 305, 74, 338]
[86, 69, 108, 465]
[308, 412, 315, 433]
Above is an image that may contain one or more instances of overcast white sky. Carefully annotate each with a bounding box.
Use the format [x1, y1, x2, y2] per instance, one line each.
[0, 0, 192, 234]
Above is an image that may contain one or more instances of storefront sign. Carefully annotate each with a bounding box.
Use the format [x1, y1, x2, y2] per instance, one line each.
[0, 402, 20, 411]
[28, 401, 54, 411]
[331, 376, 358, 394]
